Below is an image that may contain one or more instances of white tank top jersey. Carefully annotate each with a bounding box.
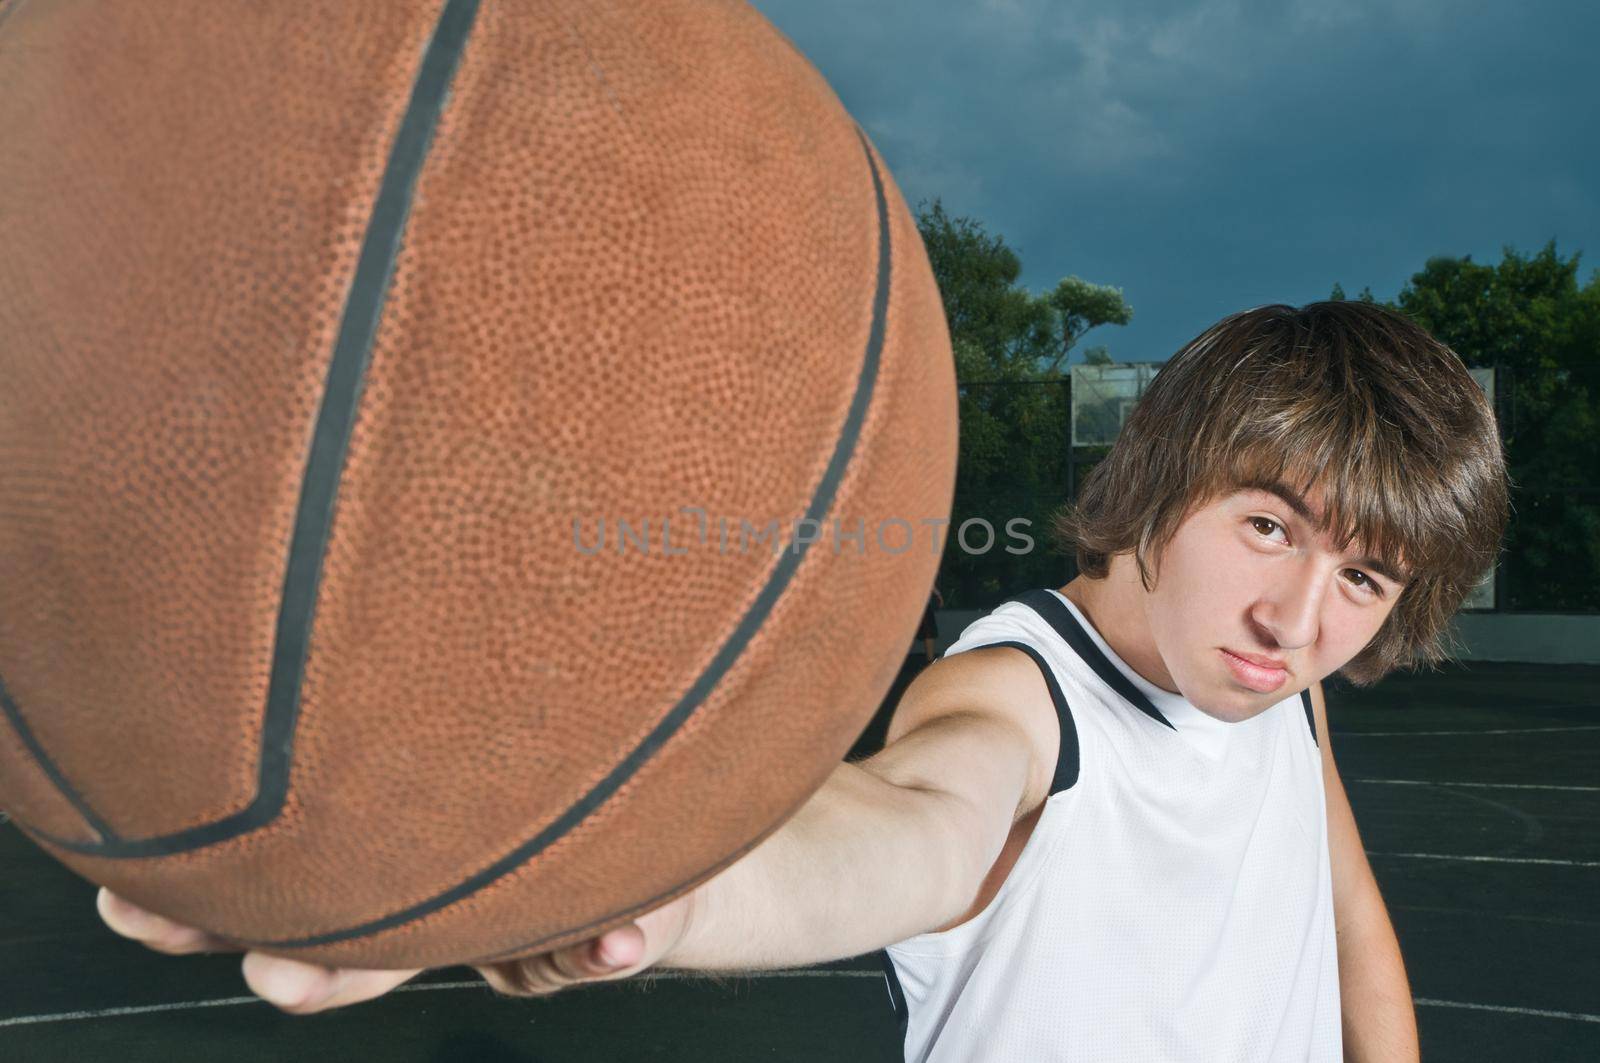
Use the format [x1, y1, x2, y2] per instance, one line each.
[880, 589, 1342, 1062]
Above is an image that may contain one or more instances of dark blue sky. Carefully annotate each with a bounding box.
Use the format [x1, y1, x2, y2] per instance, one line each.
[752, 0, 1600, 363]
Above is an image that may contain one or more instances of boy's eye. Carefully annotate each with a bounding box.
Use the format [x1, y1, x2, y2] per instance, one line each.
[1247, 514, 1386, 598]
[1249, 516, 1284, 539]
[1345, 570, 1382, 596]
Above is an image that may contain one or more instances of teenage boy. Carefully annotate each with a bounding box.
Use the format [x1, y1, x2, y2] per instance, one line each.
[101, 301, 1507, 1061]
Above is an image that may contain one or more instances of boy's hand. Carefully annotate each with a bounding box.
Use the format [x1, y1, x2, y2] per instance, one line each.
[96, 886, 694, 1014]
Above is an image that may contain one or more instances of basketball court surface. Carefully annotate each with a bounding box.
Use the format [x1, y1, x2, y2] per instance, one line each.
[3, 655, 1596, 1061]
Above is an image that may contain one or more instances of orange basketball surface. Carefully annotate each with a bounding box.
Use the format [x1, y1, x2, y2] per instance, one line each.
[0, 0, 956, 968]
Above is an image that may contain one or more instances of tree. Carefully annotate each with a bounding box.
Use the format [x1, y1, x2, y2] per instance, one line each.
[913, 201, 1132, 606]
[1328, 281, 1376, 303]
[915, 199, 1055, 378]
[916, 199, 1132, 380]
[1041, 276, 1133, 373]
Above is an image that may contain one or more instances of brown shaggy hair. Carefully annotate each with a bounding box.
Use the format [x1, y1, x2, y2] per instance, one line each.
[1052, 301, 1509, 686]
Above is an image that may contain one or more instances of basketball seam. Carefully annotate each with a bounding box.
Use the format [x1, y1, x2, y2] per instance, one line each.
[0, 674, 120, 842]
[14, 0, 484, 857]
[0, 0, 30, 38]
[9, 6, 900, 959]
[253, 127, 894, 951]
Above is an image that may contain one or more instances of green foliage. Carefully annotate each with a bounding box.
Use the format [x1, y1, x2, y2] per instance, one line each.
[916, 199, 1132, 378]
[1042, 277, 1134, 373]
[916, 200, 1055, 378]
[1388, 242, 1600, 610]
[1328, 281, 1376, 302]
[914, 201, 1131, 607]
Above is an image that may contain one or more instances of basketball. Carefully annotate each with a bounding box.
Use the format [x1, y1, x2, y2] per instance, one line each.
[0, 0, 955, 970]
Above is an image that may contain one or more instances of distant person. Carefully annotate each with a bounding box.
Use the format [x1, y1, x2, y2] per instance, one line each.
[101, 303, 1506, 1062]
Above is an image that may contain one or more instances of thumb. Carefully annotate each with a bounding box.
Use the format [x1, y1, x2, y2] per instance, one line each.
[590, 921, 646, 972]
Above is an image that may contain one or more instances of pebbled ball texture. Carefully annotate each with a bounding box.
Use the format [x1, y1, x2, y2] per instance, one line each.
[0, 0, 956, 968]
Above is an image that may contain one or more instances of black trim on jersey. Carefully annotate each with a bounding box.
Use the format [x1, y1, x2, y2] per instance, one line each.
[1299, 689, 1317, 746]
[880, 950, 910, 1048]
[976, 640, 1079, 793]
[881, 634, 1082, 1035]
[1009, 589, 1174, 731]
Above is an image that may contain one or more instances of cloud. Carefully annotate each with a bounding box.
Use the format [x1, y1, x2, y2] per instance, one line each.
[751, 0, 1599, 358]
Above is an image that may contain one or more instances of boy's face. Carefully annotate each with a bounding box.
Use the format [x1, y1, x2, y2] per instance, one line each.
[1140, 484, 1408, 722]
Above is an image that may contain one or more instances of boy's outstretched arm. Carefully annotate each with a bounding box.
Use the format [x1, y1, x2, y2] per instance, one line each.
[101, 646, 1060, 1010]
[662, 644, 1060, 970]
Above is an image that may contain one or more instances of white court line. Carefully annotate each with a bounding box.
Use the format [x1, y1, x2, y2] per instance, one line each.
[1366, 850, 1600, 868]
[0, 970, 881, 1029]
[0, 994, 261, 1029]
[1337, 725, 1600, 737]
[5, 976, 1594, 1031]
[1391, 903, 1600, 929]
[1351, 778, 1600, 792]
[1415, 998, 1600, 1025]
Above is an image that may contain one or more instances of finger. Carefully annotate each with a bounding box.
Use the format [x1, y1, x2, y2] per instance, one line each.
[478, 951, 593, 998]
[535, 923, 639, 984]
[242, 952, 420, 1014]
[311, 966, 423, 1013]
[477, 958, 560, 998]
[96, 888, 238, 955]
[480, 923, 648, 997]
[592, 922, 646, 971]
